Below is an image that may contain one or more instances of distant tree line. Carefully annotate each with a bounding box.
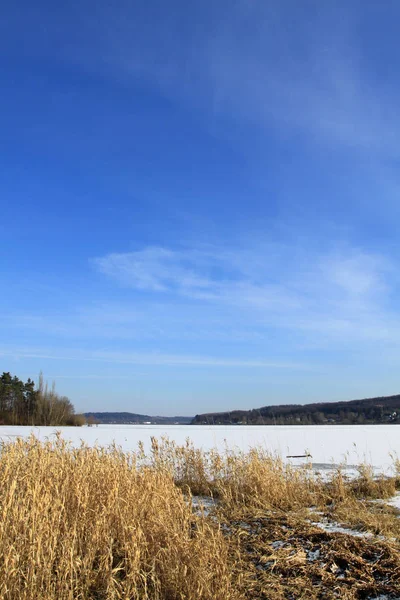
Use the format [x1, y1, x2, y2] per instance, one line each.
[83, 412, 193, 425]
[192, 395, 400, 425]
[0, 372, 84, 426]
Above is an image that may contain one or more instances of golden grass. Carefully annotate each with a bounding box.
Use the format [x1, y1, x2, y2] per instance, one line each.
[146, 438, 320, 512]
[0, 434, 399, 599]
[0, 435, 236, 600]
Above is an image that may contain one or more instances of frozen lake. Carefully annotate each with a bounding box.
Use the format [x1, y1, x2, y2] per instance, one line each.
[0, 424, 399, 474]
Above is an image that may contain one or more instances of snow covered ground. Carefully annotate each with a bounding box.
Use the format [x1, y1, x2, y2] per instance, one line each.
[0, 424, 399, 473]
[386, 492, 400, 511]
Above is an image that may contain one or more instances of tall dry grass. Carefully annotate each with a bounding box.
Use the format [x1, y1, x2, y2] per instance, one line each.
[145, 437, 320, 512]
[0, 434, 399, 599]
[0, 435, 237, 600]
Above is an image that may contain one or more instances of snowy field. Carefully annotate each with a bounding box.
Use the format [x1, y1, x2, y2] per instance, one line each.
[0, 424, 399, 474]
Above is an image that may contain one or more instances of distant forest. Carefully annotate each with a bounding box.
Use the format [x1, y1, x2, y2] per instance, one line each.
[0, 372, 83, 426]
[83, 412, 193, 425]
[192, 395, 400, 425]
[3, 370, 400, 427]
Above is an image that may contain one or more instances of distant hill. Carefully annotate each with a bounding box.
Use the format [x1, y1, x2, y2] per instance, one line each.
[84, 412, 193, 425]
[191, 394, 400, 425]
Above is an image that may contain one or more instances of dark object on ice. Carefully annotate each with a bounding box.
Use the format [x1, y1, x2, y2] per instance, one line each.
[286, 454, 312, 459]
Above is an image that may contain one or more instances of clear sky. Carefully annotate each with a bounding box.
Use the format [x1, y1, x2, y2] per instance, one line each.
[2, 1, 400, 415]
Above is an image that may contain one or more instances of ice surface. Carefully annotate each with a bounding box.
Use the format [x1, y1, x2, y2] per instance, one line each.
[0, 424, 399, 473]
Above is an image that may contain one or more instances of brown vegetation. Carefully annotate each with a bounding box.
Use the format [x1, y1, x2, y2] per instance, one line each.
[0, 435, 399, 599]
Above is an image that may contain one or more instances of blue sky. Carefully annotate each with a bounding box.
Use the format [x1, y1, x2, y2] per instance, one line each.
[2, 0, 400, 414]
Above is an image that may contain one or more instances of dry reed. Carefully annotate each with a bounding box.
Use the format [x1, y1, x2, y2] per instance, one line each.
[0, 434, 399, 599]
[0, 435, 236, 600]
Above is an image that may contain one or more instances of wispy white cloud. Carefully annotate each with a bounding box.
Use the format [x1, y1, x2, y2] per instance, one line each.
[93, 244, 389, 303]
[198, 3, 400, 159]
[4, 241, 398, 351]
[93, 245, 300, 309]
[323, 254, 385, 297]
[91, 242, 400, 349]
[0, 346, 311, 370]
[93, 247, 215, 293]
[9, 2, 400, 157]
[52, 2, 400, 158]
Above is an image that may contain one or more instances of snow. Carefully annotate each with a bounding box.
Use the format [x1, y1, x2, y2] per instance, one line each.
[190, 496, 217, 516]
[0, 424, 399, 473]
[385, 492, 400, 511]
[306, 548, 320, 561]
[309, 507, 378, 540]
[368, 597, 400, 600]
[311, 519, 374, 539]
